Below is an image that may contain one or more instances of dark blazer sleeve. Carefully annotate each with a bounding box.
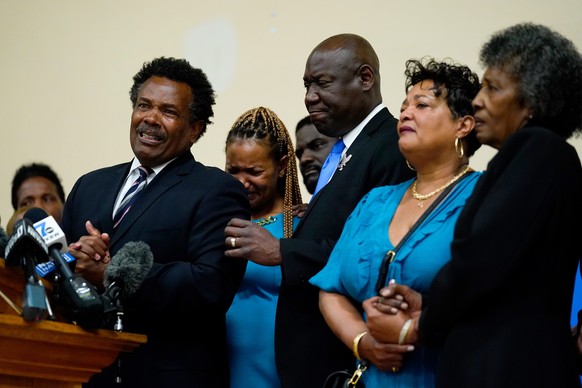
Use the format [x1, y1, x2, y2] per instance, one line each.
[419, 127, 582, 344]
[135, 174, 249, 313]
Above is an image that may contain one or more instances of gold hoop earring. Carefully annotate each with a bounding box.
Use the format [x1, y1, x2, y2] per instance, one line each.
[406, 160, 416, 171]
[455, 137, 464, 159]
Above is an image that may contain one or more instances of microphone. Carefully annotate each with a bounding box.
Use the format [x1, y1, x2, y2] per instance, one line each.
[0, 226, 8, 258]
[4, 218, 49, 267]
[102, 241, 154, 331]
[24, 208, 105, 328]
[3, 218, 50, 321]
[35, 252, 76, 279]
[104, 241, 154, 298]
[23, 208, 76, 279]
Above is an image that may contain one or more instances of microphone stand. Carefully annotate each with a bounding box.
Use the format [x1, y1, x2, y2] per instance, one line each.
[21, 254, 49, 321]
[101, 281, 124, 331]
[101, 281, 125, 384]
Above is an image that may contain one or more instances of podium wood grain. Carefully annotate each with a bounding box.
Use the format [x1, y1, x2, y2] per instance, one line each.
[0, 261, 147, 387]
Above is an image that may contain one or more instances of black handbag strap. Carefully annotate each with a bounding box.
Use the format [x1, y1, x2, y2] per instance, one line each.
[375, 171, 473, 294]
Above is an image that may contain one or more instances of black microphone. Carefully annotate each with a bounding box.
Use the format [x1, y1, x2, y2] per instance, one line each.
[24, 208, 105, 328]
[0, 226, 8, 258]
[104, 241, 154, 298]
[102, 241, 154, 331]
[3, 218, 50, 321]
[4, 218, 49, 267]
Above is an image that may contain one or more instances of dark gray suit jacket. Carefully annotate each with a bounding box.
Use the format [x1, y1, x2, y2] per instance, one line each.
[62, 151, 250, 388]
[275, 107, 415, 387]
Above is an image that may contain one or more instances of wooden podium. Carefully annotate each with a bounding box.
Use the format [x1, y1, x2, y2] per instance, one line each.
[0, 262, 147, 388]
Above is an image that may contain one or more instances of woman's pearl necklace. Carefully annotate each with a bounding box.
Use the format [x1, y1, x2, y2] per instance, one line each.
[411, 165, 472, 208]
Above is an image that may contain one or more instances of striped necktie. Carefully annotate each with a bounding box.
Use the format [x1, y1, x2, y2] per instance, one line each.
[113, 166, 153, 228]
[313, 139, 345, 195]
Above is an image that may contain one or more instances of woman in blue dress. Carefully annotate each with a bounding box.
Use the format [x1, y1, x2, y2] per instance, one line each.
[223, 107, 303, 387]
[367, 24, 582, 388]
[310, 58, 482, 388]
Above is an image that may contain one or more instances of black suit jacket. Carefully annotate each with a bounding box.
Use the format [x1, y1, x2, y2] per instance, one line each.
[420, 127, 582, 388]
[61, 151, 250, 388]
[275, 107, 415, 387]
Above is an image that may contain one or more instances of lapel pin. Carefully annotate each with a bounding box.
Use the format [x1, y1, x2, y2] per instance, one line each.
[338, 154, 352, 171]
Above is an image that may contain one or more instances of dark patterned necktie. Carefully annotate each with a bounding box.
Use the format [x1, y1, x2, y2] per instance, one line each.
[113, 166, 153, 228]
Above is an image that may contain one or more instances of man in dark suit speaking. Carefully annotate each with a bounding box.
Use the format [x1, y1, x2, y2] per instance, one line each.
[61, 57, 250, 387]
[224, 34, 415, 387]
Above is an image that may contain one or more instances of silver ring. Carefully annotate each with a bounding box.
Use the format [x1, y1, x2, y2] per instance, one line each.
[230, 237, 236, 248]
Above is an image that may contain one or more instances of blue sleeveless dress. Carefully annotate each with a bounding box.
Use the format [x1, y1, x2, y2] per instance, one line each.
[226, 213, 299, 387]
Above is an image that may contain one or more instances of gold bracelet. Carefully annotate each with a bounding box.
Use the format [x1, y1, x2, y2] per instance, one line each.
[398, 319, 412, 345]
[352, 331, 368, 360]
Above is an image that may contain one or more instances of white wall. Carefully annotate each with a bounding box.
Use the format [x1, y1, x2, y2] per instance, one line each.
[1, 0, 581, 224]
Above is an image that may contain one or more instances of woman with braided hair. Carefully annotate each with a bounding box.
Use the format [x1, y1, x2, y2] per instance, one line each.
[224, 106, 302, 387]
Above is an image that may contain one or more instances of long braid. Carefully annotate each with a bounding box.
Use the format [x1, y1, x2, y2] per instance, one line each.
[226, 107, 302, 238]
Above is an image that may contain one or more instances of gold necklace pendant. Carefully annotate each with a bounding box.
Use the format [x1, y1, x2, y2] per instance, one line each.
[255, 215, 277, 226]
[411, 165, 471, 203]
